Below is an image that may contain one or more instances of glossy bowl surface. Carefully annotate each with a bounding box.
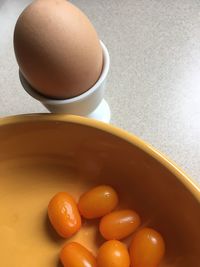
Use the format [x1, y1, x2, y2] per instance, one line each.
[0, 114, 199, 267]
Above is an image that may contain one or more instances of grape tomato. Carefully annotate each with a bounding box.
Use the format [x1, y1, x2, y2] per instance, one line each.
[99, 209, 141, 240]
[129, 227, 165, 267]
[48, 192, 81, 238]
[78, 185, 118, 219]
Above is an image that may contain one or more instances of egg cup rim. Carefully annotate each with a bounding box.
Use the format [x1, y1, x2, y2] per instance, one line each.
[19, 40, 110, 105]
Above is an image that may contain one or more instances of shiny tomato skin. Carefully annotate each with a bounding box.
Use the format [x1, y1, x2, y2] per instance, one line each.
[60, 242, 97, 267]
[99, 209, 141, 240]
[48, 192, 81, 238]
[129, 227, 165, 267]
[97, 240, 130, 267]
[78, 185, 118, 219]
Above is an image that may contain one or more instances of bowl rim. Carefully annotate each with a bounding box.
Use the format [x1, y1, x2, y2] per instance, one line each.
[1, 114, 200, 203]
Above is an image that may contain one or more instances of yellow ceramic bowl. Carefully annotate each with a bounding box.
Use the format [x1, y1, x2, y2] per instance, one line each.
[0, 114, 199, 267]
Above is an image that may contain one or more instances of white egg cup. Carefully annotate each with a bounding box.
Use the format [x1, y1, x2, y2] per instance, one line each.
[19, 40, 111, 123]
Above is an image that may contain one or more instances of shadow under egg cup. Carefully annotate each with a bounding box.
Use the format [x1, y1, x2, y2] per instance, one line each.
[19, 41, 111, 123]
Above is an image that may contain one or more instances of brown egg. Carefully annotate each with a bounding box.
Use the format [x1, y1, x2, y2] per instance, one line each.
[14, 0, 103, 99]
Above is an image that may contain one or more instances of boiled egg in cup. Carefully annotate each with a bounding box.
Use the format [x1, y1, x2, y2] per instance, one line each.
[14, 0, 110, 122]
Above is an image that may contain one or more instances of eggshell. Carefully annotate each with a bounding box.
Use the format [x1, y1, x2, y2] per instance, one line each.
[14, 0, 103, 99]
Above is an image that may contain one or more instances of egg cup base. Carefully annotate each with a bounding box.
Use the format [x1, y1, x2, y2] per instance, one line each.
[87, 98, 110, 123]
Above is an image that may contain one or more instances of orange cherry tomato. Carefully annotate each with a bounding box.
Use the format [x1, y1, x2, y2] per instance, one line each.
[48, 192, 81, 238]
[129, 227, 165, 267]
[78, 185, 119, 219]
[97, 240, 130, 267]
[99, 209, 141, 240]
[60, 242, 97, 267]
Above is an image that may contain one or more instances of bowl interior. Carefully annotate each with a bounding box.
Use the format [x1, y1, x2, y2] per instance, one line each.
[0, 115, 200, 267]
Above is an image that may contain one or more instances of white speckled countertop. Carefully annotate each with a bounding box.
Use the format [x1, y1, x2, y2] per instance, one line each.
[0, 0, 200, 183]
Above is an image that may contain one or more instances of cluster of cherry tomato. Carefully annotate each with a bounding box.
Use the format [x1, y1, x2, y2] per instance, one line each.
[48, 185, 165, 267]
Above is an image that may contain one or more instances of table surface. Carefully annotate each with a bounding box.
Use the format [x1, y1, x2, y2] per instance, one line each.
[0, 0, 200, 184]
